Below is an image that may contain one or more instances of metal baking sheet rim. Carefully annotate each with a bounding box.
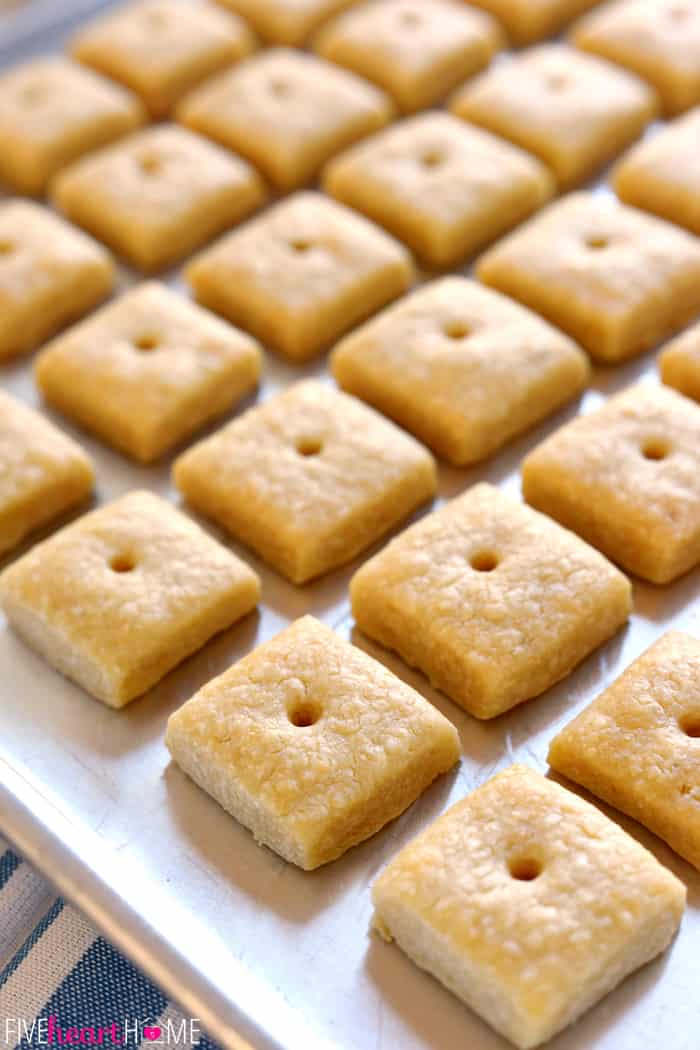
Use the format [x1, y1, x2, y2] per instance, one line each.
[0, 761, 298, 1050]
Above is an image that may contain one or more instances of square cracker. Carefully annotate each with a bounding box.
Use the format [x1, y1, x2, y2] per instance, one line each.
[71, 0, 256, 118]
[35, 283, 262, 464]
[0, 391, 94, 558]
[522, 383, 700, 585]
[213, 0, 357, 46]
[0, 490, 260, 708]
[462, 0, 601, 45]
[166, 615, 460, 869]
[51, 124, 265, 272]
[372, 764, 686, 1050]
[613, 108, 700, 237]
[186, 191, 414, 362]
[451, 44, 658, 190]
[0, 57, 145, 196]
[549, 631, 700, 872]
[174, 379, 436, 584]
[660, 321, 700, 404]
[177, 48, 393, 191]
[350, 483, 631, 719]
[572, 0, 700, 116]
[313, 0, 502, 113]
[0, 200, 114, 361]
[476, 192, 700, 364]
[323, 112, 554, 268]
[332, 277, 590, 466]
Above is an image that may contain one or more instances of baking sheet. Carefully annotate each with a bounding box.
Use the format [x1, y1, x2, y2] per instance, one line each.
[1, 5, 699, 1050]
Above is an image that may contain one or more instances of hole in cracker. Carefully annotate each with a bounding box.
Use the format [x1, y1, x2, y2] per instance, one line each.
[544, 72, 569, 91]
[269, 78, 291, 97]
[444, 320, 470, 340]
[470, 550, 499, 573]
[290, 238, 312, 254]
[508, 855, 542, 882]
[420, 149, 444, 169]
[0, 239, 14, 255]
[296, 437, 323, 457]
[20, 82, 48, 105]
[109, 553, 137, 574]
[680, 714, 700, 738]
[287, 699, 322, 727]
[134, 334, 160, 352]
[585, 234, 610, 251]
[400, 10, 421, 27]
[642, 438, 670, 461]
[145, 8, 168, 27]
[139, 152, 162, 175]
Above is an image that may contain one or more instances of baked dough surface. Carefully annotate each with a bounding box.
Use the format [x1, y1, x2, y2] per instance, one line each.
[323, 112, 554, 268]
[549, 631, 700, 871]
[613, 107, 700, 237]
[51, 124, 265, 272]
[332, 276, 589, 465]
[186, 191, 414, 361]
[174, 379, 437, 583]
[214, 0, 357, 46]
[372, 764, 686, 1049]
[0, 391, 94, 558]
[0, 200, 114, 361]
[350, 482, 632, 719]
[451, 44, 658, 189]
[178, 47, 393, 191]
[0, 490, 260, 707]
[660, 321, 700, 404]
[572, 0, 700, 115]
[165, 615, 460, 869]
[314, 0, 502, 113]
[35, 282, 262, 463]
[72, 0, 256, 118]
[462, 0, 601, 45]
[0, 56, 145, 195]
[522, 383, 700, 584]
[476, 192, 700, 363]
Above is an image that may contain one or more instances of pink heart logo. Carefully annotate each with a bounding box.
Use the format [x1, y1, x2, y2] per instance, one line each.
[143, 1027, 162, 1041]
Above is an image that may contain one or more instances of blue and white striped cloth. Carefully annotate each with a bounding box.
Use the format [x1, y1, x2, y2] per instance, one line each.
[0, 839, 222, 1050]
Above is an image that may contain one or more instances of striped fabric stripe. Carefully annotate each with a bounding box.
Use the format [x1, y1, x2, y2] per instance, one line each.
[0, 899, 65, 991]
[0, 841, 222, 1050]
[0, 852, 59, 977]
[0, 851, 20, 891]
